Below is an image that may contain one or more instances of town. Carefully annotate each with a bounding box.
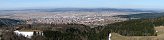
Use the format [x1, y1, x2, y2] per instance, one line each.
[0, 11, 130, 26]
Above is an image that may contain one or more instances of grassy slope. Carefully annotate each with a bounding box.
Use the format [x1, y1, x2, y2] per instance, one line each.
[155, 26, 164, 40]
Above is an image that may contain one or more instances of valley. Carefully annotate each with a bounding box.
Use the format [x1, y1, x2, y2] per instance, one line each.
[0, 8, 163, 40]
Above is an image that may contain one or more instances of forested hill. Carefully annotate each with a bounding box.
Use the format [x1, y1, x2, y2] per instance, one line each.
[104, 16, 164, 36]
[0, 18, 24, 27]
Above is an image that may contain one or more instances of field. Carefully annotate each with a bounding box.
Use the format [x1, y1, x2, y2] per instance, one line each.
[111, 26, 164, 40]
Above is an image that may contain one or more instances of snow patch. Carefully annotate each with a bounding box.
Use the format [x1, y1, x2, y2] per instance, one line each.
[14, 30, 33, 38]
[108, 33, 111, 40]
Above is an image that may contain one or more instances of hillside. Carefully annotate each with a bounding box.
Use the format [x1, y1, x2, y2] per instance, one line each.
[103, 16, 164, 36]
[0, 18, 24, 27]
[2, 14, 164, 40]
[113, 12, 164, 19]
[110, 26, 164, 40]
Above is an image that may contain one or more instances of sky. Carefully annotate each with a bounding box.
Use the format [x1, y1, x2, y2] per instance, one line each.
[0, 0, 164, 10]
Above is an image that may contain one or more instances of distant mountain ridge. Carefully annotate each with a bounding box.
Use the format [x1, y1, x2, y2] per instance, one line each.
[0, 8, 156, 12]
[113, 12, 164, 19]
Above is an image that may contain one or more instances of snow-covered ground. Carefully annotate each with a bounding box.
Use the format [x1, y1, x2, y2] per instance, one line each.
[14, 30, 33, 38]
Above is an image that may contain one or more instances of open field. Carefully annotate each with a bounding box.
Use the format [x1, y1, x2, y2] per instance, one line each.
[111, 26, 164, 40]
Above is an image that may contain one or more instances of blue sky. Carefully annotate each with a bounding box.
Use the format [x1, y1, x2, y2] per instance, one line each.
[0, 0, 164, 10]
